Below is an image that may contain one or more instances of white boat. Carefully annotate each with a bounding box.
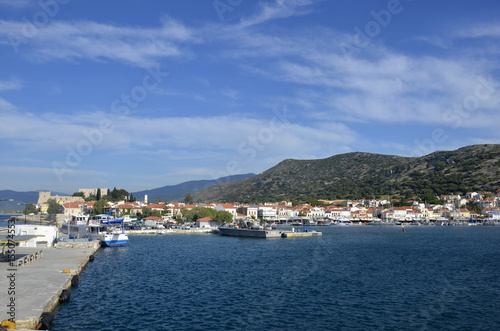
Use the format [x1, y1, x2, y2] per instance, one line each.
[98, 215, 128, 247]
[62, 214, 128, 246]
[332, 218, 353, 226]
[61, 214, 95, 239]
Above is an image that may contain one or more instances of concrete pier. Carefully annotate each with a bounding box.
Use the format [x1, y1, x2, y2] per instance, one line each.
[0, 240, 100, 330]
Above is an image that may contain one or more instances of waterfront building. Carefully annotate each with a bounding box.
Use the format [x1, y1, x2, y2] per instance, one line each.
[195, 216, 217, 228]
[61, 202, 84, 216]
[14, 224, 59, 247]
[236, 205, 258, 218]
[215, 204, 237, 216]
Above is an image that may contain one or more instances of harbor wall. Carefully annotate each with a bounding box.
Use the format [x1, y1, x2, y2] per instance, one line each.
[1, 241, 100, 330]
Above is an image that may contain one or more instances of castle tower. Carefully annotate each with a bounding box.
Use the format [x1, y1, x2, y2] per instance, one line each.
[37, 191, 51, 205]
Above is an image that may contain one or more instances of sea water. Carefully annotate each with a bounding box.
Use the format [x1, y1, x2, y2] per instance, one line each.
[0, 214, 17, 227]
[46, 226, 500, 330]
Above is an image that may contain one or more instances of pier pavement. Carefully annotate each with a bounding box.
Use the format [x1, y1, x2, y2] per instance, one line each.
[0, 239, 99, 330]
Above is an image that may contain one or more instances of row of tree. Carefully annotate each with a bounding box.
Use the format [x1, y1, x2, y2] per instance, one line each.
[23, 199, 61, 217]
[181, 207, 233, 224]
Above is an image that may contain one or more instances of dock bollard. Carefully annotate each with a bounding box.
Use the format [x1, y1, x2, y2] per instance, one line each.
[71, 275, 79, 286]
[59, 289, 71, 303]
[1, 320, 16, 330]
[36, 312, 54, 330]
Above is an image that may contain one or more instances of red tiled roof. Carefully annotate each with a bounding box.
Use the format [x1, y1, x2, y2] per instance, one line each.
[62, 202, 82, 208]
[219, 204, 236, 209]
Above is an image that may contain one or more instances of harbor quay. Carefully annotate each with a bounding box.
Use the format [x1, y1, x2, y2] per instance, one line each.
[0, 239, 99, 330]
[126, 228, 213, 235]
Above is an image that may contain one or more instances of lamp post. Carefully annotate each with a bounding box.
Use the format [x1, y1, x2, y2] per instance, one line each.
[18, 201, 27, 224]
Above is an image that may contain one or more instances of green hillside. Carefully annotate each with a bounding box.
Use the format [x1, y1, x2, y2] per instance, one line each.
[194, 144, 500, 203]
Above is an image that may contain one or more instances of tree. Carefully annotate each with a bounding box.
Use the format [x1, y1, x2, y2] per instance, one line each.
[47, 199, 61, 216]
[184, 192, 194, 204]
[466, 201, 482, 215]
[92, 199, 107, 215]
[129, 193, 136, 202]
[23, 202, 38, 215]
[422, 192, 442, 205]
[96, 188, 102, 201]
[214, 210, 233, 224]
[306, 199, 323, 207]
[72, 192, 85, 198]
[111, 187, 118, 200]
[107, 187, 130, 202]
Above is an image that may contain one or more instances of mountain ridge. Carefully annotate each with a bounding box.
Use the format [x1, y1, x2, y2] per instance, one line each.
[132, 173, 256, 202]
[194, 144, 500, 203]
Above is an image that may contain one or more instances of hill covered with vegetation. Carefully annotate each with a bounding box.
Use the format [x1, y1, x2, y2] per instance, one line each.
[132, 173, 255, 202]
[194, 144, 500, 203]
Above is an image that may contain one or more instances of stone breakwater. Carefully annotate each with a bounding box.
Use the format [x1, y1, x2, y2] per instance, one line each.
[0, 240, 100, 330]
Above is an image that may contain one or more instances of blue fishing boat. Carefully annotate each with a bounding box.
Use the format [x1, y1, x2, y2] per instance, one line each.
[100, 216, 128, 247]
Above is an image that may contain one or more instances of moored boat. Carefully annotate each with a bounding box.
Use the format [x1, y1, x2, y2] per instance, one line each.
[100, 216, 128, 247]
[218, 226, 287, 238]
[218, 220, 286, 238]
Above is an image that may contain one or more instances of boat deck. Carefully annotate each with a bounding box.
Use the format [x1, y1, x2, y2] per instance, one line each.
[282, 231, 323, 238]
[217, 227, 323, 239]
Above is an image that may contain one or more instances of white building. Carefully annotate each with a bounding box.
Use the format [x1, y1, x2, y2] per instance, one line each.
[485, 208, 500, 220]
[216, 204, 237, 216]
[307, 207, 326, 218]
[15, 224, 59, 247]
[195, 217, 218, 228]
[257, 206, 277, 219]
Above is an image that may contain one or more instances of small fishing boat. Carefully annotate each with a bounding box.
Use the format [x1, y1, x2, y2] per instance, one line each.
[100, 216, 128, 247]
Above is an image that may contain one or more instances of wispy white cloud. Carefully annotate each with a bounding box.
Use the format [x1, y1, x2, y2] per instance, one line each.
[221, 89, 239, 99]
[456, 23, 500, 39]
[208, 20, 500, 128]
[0, 107, 360, 190]
[0, 15, 195, 67]
[414, 36, 450, 49]
[1, 2, 499, 191]
[0, 97, 15, 110]
[0, 109, 356, 158]
[0, 78, 22, 91]
[238, 0, 316, 29]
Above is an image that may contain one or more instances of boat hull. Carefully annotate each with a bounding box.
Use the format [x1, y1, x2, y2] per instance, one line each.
[218, 227, 284, 238]
[101, 234, 129, 247]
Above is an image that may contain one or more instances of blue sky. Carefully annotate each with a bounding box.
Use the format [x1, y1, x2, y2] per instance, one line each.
[1, 0, 499, 193]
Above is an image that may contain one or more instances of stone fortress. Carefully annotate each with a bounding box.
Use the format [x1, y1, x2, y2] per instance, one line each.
[78, 188, 109, 198]
[37, 188, 109, 205]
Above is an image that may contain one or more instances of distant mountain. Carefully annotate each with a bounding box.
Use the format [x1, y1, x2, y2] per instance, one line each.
[0, 190, 40, 203]
[194, 144, 500, 203]
[132, 173, 256, 202]
[0, 190, 68, 213]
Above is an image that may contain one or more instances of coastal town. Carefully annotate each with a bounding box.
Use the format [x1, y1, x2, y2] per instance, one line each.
[29, 187, 500, 228]
[2, 187, 499, 329]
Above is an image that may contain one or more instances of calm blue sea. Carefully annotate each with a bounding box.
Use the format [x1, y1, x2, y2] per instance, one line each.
[48, 226, 500, 330]
[0, 214, 17, 227]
